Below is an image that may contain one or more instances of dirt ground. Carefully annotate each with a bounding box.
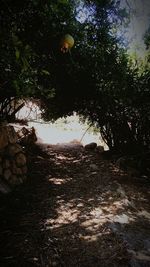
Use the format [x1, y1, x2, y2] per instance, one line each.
[0, 143, 150, 267]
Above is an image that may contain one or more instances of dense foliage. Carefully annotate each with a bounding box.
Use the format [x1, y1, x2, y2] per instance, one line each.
[0, 0, 150, 154]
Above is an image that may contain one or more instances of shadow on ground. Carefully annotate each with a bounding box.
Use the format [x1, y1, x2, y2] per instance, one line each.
[0, 143, 150, 267]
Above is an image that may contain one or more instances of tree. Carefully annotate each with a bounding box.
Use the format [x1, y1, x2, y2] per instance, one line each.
[1, 0, 150, 154]
[0, 0, 76, 120]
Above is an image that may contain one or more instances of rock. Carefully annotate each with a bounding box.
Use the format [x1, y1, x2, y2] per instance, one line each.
[116, 185, 126, 198]
[3, 169, 12, 181]
[113, 213, 130, 224]
[11, 175, 18, 184]
[0, 178, 11, 194]
[10, 174, 24, 185]
[127, 249, 150, 262]
[15, 153, 26, 167]
[85, 142, 97, 150]
[12, 164, 23, 175]
[22, 166, 28, 174]
[96, 145, 104, 153]
[0, 125, 18, 149]
[3, 159, 10, 169]
[7, 144, 22, 157]
[6, 126, 17, 143]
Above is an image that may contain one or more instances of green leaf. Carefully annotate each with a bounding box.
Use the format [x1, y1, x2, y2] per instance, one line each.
[13, 80, 20, 94]
[15, 49, 20, 60]
[58, 0, 68, 4]
[41, 70, 50, 76]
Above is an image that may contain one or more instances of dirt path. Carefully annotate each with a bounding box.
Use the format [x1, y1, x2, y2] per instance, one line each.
[0, 143, 150, 267]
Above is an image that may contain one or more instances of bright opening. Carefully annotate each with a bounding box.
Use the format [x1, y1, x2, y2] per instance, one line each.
[14, 102, 108, 149]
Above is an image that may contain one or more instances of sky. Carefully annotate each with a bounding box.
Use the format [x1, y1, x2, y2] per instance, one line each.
[76, 0, 150, 57]
[120, 0, 150, 57]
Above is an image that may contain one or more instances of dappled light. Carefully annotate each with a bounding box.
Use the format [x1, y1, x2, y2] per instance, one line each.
[48, 177, 73, 185]
[0, 141, 149, 266]
[1, 0, 150, 266]
[45, 202, 81, 230]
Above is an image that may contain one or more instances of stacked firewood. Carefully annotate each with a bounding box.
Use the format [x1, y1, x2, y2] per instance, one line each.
[0, 125, 27, 191]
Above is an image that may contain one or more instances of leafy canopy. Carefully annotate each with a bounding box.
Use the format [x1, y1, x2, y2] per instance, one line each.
[1, 0, 150, 153]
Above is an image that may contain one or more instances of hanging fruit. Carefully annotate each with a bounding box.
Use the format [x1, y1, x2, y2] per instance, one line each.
[60, 34, 74, 53]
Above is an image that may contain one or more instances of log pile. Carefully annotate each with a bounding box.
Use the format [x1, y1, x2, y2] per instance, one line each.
[0, 125, 27, 189]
